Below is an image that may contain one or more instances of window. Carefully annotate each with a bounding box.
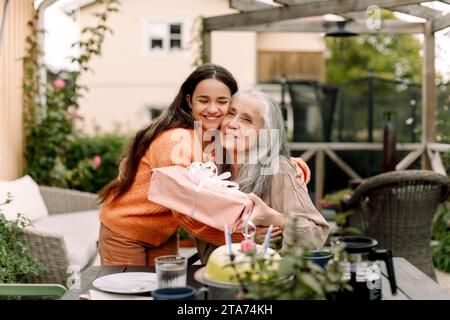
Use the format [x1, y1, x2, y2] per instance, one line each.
[169, 24, 182, 49]
[144, 20, 187, 54]
[148, 23, 166, 51]
[147, 107, 164, 122]
[151, 39, 163, 49]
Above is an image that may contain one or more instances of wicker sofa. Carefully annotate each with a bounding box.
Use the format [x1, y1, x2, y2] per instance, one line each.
[20, 186, 100, 286]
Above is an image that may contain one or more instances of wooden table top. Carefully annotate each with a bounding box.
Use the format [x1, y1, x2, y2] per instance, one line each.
[62, 257, 450, 300]
[381, 258, 450, 300]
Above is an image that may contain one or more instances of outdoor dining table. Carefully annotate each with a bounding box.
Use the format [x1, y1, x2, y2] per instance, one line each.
[61, 257, 450, 300]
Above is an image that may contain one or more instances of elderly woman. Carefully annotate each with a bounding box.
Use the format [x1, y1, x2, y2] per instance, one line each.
[175, 89, 329, 262]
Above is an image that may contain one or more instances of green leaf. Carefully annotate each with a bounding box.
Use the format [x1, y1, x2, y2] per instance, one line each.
[299, 273, 324, 296]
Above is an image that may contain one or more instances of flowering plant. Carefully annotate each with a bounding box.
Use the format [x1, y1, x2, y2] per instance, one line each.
[229, 217, 352, 300]
[22, 1, 120, 190]
[321, 188, 353, 210]
[321, 189, 362, 237]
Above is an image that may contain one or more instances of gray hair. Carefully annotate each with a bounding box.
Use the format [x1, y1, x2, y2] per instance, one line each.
[231, 89, 290, 198]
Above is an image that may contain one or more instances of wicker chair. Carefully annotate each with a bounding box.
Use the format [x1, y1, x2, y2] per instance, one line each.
[342, 170, 450, 280]
[19, 186, 100, 285]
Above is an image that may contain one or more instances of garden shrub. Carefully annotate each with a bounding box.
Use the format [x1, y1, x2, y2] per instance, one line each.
[22, 1, 120, 192]
[432, 202, 450, 272]
[63, 133, 127, 193]
[0, 195, 42, 285]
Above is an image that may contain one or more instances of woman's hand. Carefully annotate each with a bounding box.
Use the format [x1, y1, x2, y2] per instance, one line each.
[254, 226, 282, 243]
[290, 157, 310, 185]
[247, 193, 286, 228]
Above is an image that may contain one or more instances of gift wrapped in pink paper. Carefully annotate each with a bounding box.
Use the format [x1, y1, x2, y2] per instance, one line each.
[148, 162, 253, 232]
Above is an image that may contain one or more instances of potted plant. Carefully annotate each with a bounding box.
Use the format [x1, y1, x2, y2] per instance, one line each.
[229, 217, 352, 300]
[0, 193, 42, 287]
[178, 228, 195, 247]
[322, 189, 362, 237]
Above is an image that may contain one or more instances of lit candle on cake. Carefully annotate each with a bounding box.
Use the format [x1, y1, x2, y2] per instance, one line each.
[224, 224, 232, 255]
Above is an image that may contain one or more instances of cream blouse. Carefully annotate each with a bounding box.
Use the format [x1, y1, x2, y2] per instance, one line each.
[262, 156, 329, 251]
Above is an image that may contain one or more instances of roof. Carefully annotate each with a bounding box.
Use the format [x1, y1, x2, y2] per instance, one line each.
[204, 0, 450, 34]
[58, 0, 96, 13]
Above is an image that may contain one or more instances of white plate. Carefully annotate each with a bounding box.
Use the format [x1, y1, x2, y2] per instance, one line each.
[93, 272, 158, 294]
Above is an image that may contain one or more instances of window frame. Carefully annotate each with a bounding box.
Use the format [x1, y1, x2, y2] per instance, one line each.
[146, 105, 166, 123]
[142, 18, 190, 57]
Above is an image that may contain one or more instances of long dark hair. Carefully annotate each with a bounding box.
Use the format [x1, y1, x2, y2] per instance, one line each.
[99, 63, 238, 203]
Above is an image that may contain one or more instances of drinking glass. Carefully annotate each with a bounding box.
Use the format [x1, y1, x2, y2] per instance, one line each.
[155, 255, 187, 288]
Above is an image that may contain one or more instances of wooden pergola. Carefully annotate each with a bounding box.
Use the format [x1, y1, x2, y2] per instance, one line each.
[202, 0, 450, 204]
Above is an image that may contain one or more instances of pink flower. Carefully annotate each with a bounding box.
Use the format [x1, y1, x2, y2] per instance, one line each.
[52, 79, 66, 89]
[322, 200, 332, 208]
[92, 155, 102, 169]
[240, 240, 257, 253]
[66, 106, 83, 121]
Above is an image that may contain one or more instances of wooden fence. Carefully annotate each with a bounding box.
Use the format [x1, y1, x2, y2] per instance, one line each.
[289, 142, 450, 206]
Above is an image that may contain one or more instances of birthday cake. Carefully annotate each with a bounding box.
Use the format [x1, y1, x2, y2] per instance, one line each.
[204, 243, 281, 284]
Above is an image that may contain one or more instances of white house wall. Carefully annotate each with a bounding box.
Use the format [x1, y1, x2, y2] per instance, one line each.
[76, 0, 324, 134]
[75, 0, 256, 132]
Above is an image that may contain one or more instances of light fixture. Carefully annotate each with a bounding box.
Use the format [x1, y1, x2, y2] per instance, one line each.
[325, 20, 358, 65]
[325, 20, 358, 37]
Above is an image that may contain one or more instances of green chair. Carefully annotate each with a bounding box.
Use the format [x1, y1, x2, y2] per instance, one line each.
[0, 284, 67, 298]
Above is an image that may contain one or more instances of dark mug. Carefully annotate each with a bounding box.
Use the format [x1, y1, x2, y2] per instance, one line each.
[305, 250, 333, 269]
[152, 286, 208, 300]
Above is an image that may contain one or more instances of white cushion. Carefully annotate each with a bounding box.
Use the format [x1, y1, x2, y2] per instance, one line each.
[28, 209, 100, 269]
[0, 175, 49, 222]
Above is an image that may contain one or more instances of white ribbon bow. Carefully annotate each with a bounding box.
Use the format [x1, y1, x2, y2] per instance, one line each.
[187, 162, 252, 231]
[187, 161, 239, 192]
[243, 219, 256, 241]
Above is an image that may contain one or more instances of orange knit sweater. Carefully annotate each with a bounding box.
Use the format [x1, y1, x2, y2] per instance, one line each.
[100, 128, 243, 247]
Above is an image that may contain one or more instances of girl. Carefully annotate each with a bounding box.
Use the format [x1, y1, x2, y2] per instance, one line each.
[98, 64, 240, 266]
